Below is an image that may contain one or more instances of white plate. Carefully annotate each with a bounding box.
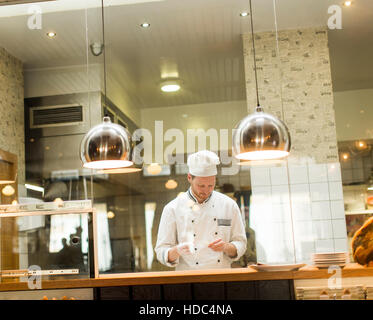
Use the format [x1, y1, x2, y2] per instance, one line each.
[314, 264, 346, 268]
[312, 260, 347, 263]
[312, 253, 347, 257]
[250, 263, 306, 272]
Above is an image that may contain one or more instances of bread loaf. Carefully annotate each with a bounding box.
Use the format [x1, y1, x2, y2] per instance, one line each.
[351, 216, 373, 265]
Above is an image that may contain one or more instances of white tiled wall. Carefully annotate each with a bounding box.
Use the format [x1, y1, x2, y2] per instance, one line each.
[250, 162, 348, 264]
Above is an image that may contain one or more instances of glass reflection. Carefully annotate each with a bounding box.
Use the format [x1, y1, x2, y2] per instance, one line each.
[0, 0, 371, 277]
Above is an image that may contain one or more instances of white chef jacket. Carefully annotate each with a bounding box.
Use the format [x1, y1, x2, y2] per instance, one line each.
[155, 189, 247, 270]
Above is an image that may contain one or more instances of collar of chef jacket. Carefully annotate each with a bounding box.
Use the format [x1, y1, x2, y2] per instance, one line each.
[187, 187, 213, 204]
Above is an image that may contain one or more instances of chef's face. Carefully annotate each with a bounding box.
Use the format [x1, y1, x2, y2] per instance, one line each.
[188, 174, 216, 203]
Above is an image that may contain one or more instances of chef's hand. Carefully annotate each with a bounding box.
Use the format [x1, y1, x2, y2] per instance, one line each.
[208, 238, 238, 258]
[208, 238, 226, 252]
[176, 242, 194, 256]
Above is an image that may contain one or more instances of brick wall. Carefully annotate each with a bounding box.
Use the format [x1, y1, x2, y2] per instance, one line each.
[0, 47, 25, 184]
[243, 28, 348, 264]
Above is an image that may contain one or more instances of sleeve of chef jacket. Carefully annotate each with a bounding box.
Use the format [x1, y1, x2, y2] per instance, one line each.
[229, 202, 247, 262]
[154, 204, 179, 267]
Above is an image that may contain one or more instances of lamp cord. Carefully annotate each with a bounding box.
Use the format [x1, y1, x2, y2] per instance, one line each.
[101, 0, 107, 109]
[249, 0, 260, 108]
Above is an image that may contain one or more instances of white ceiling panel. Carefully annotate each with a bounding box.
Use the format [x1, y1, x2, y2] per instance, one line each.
[0, 0, 371, 109]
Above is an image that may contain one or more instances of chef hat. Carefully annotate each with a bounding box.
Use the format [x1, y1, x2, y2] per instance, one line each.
[187, 150, 220, 177]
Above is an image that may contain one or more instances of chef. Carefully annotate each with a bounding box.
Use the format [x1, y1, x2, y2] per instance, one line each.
[155, 150, 247, 270]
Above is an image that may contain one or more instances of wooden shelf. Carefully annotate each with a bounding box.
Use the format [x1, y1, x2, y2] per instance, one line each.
[0, 264, 372, 292]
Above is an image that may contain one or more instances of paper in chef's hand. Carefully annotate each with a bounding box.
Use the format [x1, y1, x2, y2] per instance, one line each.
[208, 238, 225, 252]
[176, 242, 194, 256]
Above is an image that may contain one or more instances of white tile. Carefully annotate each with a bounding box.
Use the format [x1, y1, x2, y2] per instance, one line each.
[334, 238, 348, 253]
[308, 164, 328, 183]
[293, 221, 314, 242]
[292, 203, 312, 221]
[290, 184, 310, 203]
[270, 166, 289, 185]
[329, 181, 344, 200]
[327, 163, 342, 182]
[310, 183, 329, 201]
[250, 203, 273, 224]
[330, 200, 345, 219]
[271, 185, 290, 204]
[295, 241, 315, 263]
[315, 239, 334, 253]
[250, 167, 271, 186]
[251, 186, 271, 199]
[271, 203, 291, 222]
[311, 201, 331, 220]
[312, 220, 333, 239]
[289, 165, 308, 184]
[332, 219, 347, 239]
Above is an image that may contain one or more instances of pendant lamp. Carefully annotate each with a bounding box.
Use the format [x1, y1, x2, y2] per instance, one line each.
[80, 0, 134, 170]
[80, 116, 133, 169]
[97, 137, 143, 174]
[232, 0, 291, 161]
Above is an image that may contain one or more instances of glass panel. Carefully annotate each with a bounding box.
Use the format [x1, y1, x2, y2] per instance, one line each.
[0, 207, 94, 283]
[97, 0, 255, 273]
[1, 0, 370, 277]
[329, 0, 373, 265]
[0, 0, 94, 283]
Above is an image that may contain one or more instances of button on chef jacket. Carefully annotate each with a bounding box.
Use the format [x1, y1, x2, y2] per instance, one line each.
[155, 188, 247, 270]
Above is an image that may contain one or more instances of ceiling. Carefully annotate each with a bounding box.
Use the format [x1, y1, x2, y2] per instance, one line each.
[0, 0, 371, 113]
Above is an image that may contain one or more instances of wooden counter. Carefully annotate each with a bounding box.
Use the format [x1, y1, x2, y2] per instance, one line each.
[0, 263, 372, 292]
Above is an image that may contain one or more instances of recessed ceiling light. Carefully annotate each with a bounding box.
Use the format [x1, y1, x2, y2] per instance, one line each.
[344, 1, 352, 6]
[160, 79, 181, 92]
[140, 22, 150, 28]
[240, 12, 249, 17]
[356, 140, 367, 150]
[341, 153, 349, 160]
[46, 31, 56, 38]
[161, 84, 180, 92]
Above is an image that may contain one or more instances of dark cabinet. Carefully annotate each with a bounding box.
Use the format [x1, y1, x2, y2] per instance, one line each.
[97, 280, 294, 300]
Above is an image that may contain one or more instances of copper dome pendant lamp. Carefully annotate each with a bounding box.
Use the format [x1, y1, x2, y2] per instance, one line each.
[233, 0, 291, 161]
[80, 116, 133, 169]
[80, 0, 134, 170]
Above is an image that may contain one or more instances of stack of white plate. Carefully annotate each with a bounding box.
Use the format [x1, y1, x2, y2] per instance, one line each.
[365, 287, 373, 300]
[311, 252, 348, 268]
[296, 286, 365, 300]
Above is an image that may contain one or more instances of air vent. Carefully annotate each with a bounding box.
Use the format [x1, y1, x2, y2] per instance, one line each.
[30, 104, 83, 128]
